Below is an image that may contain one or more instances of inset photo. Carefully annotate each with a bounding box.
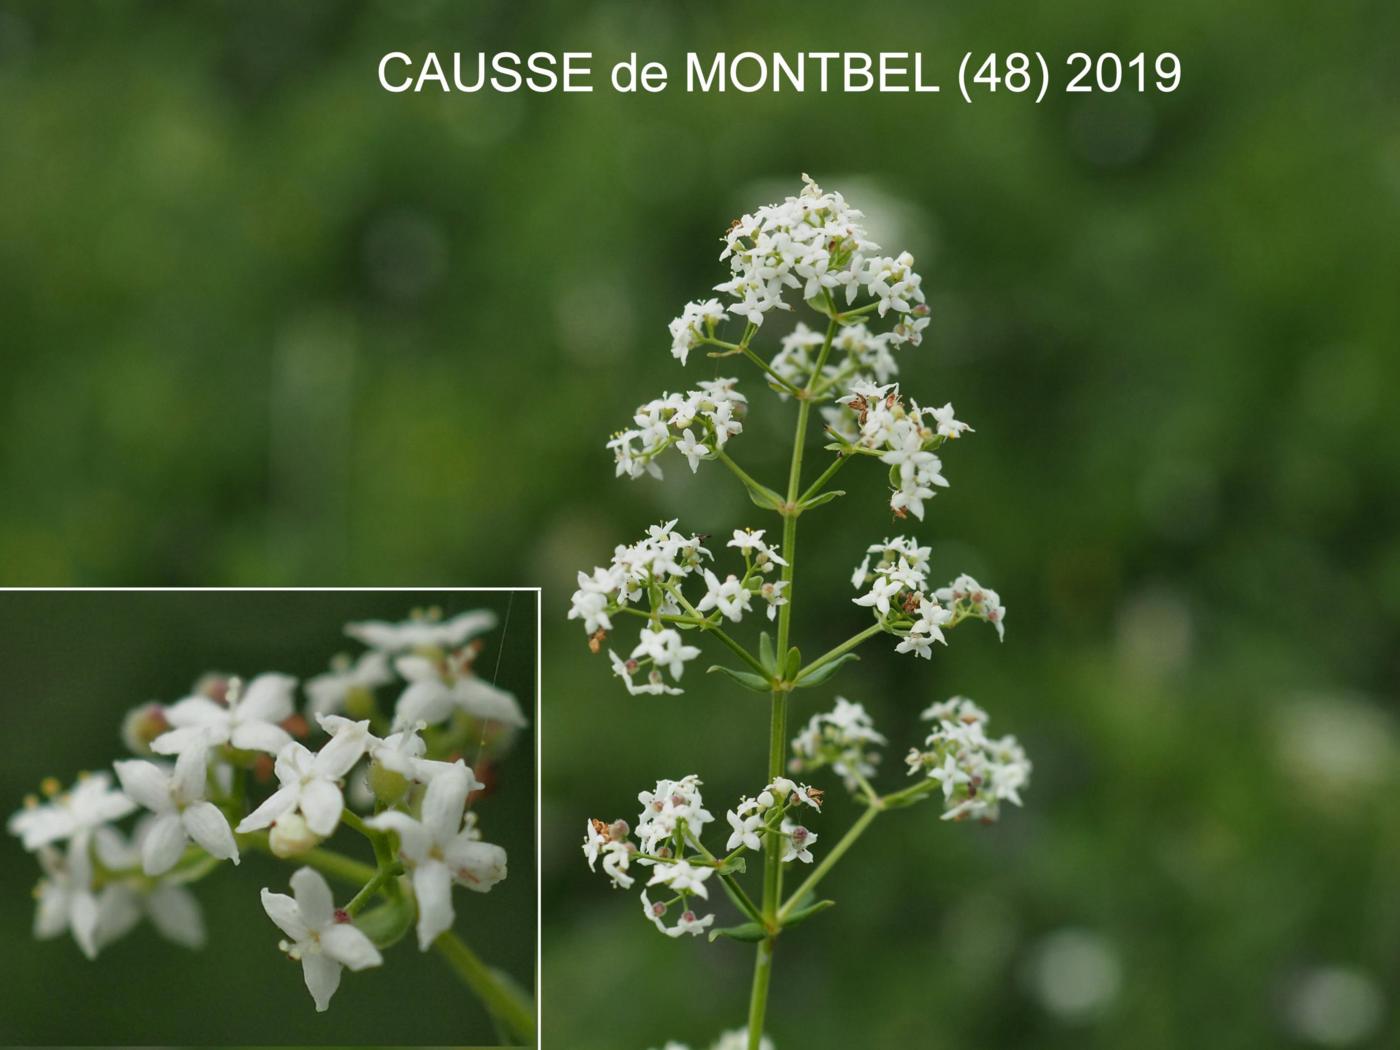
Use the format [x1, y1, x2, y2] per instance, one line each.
[0, 588, 536, 1047]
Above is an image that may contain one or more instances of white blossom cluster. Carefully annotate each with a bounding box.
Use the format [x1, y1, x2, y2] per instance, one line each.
[570, 524, 790, 695]
[607, 378, 747, 480]
[583, 774, 820, 939]
[905, 698, 1032, 822]
[669, 298, 730, 366]
[701, 174, 929, 334]
[7, 608, 524, 1013]
[850, 538, 1007, 657]
[789, 697, 888, 791]
[830, 381, 972, 521]
[770, 320, 901, 397]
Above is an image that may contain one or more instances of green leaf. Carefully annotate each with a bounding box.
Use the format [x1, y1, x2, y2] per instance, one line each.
[724, 855, 748, 875]
[708, 921, 768, 943]
[715, 871, 761, 923]
[759, 632, 776, 674]
[746, 484, 784, 511]
[781, 898, 836, 928]
[784, 646, 802, 680]
[356, 890, 415, 949]
[707, 664, 772, 693]
[800, 490, 845, 509]
[795, 652, 860, 688]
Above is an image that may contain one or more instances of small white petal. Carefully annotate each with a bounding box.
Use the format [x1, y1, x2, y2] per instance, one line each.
[70, 890, 102, 960]
[364, 811, 430, 862]
[237, 673, 297, 724]
[321, 923, 383, 971]
[299, 779, 344, 838]
[142, 812, 189, 876]
[147, 884, 206, 949]
[171, 747, 209, 805]
[421, 764, 470, 844]
[113, 760, 172, 813]
[235, 785, 299, 834]
[412, 860, 455, 951]
[302, 951, 343, 1012]
[260, 888, 309, 941]
[313, 719, 371, 779]
[291, 866, 335, 929]
[181, 802, 239, 863]
[229, 721, 293, 755]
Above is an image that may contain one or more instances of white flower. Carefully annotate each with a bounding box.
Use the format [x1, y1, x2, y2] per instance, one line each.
[928, 753, 971, 801]
[113, 748, 240, 876]
[675, 428, 710, 472]
[790, 697, 887, 792]
[929, 402, 972, 439]
[31, 843, 103, 960]
[235, 718, 372, 839]
[306, 651, 394, 718]
[631, 628, 702, 682]
[346, 609, 498, 653]
[152, 673, 296, 757]
[696, 570, 752, 623]
[853, 575, 901, 617]
[260, 867, 383, 1012]
[366, 762, 507, 950]
[781, 821, 817, 864]
[669, 298, 728, 365]
[647, 858, 714, 899]
[636, 774, 713, 854]
[641, 891, 715, 938]
[90, 822, 206, 950]
[725, 807, 763, 852]
[8, 772, 137, 853]
[392, 653, 528, 731]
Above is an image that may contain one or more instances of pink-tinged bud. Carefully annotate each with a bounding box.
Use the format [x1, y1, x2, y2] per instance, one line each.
[195, 674, 232, 704]
[121, 703, 170, 756]
[650, 900, 667, 918]
[333, 909, 351, 924]
[607, 820, 630, 842]
[790, 826, 810, 846]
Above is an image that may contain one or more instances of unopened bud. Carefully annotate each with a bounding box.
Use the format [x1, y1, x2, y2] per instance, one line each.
[344, 685, 376, 721]
[368, 761, 410, 805]
[607, 819, 630, 842]
[121, 704, 169, 755]
[269, 813, 322, 858]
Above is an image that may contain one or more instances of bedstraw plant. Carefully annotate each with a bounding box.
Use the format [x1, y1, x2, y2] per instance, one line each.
[571, 176, 1031, 1050]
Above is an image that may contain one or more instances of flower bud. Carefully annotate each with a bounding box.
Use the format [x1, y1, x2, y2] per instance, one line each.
[269, 813, 322, 858]
[368, 761, 410, 805]
[344, 685, 376, 721]
[121, 704, 169, 755]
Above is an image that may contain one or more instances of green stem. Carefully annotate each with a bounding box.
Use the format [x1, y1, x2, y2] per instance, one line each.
[798, 453, 851, 505]
[777, 804, 881, 923]
[344, 864, 403, 916]
[745, 314, 839, 1050]
[716, 447, 783, 507]
[664, 582, 771, 680]
[433, 930, 536, 1045]
[794, 622, 885, 683]
[241, 831, 378, 887]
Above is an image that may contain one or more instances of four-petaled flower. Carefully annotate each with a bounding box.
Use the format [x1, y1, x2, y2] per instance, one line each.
[260, 867, 383, 1012]
[367, 762, 508, 950]
[114, 748, 240, 876]
[152, 673, 296, 757]
[235, 716, 372, 839]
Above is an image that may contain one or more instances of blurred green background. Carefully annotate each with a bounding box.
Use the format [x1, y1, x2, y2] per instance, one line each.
[0, 589, 536, 1045]
[1, 0, 1397, 1048]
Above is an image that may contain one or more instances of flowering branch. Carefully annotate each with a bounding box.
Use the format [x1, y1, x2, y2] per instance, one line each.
[572, 175, 1029, 1050]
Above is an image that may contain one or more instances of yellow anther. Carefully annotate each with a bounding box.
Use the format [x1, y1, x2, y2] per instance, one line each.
[40, 777, 62, 797]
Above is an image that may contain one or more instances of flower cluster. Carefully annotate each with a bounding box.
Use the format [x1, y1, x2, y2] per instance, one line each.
[569, 524, 790, 695]
[789, 697, 887, 791]
[7, 607, 523, 1014]
[608, 379, 747, 480]
[850, 538, 1007, 657]
[701, 174, 928, 337]
[830, 382, 972, 521]
[584, 774, 820, 939]
[771, 321, 901, 397]
[905, 698, 1032, 822]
